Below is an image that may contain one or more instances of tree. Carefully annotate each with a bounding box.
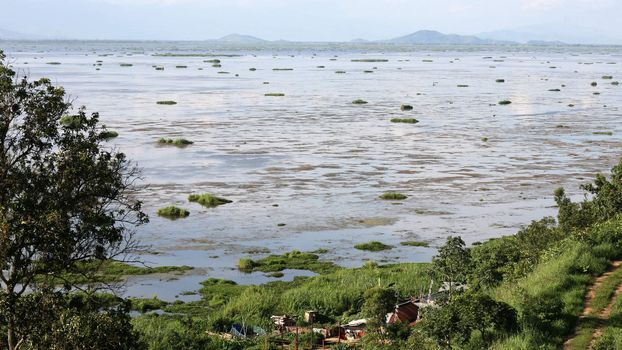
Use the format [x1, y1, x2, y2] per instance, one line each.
[431, 236, 471, 297]
[361, 287, 396, 330]
[0, 51, 147, 348]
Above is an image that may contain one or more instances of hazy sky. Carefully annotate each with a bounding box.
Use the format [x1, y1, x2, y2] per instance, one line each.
[2, 0, 621, 43]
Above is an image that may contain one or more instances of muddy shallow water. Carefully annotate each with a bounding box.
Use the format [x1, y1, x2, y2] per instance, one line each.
[4, 41, 622, 300]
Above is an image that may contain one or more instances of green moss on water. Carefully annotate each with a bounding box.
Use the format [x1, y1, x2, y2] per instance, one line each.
[481, 137, 489, 142]
[264, 93, 285, 96]
[354, 241, 393, 252]
[390, 118, 419, 124]
[157, 206, 190, 219]
[498, 100, 512, 105]
[379, 192, 407, 200]
[100, 130, 119, 139]
[158, 138, 193, 146]
[351, 59, 388, 62]
[352, 99, 368, 104]
[593, 131, 613, 136]
[603, 75, 613, 79]
[238, 250, 339, 275]
[188, 193, 232, 207]
[400, 241, 429, 247]
[156, 100, 177, 105]
[400, 104, 414, 111]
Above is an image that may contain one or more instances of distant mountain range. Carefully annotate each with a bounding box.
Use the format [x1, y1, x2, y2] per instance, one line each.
[1, 27, 573, 45]
[212, 30, 563, 45]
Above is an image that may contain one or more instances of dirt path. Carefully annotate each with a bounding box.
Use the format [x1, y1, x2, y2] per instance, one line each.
[563, 261, 622, 350]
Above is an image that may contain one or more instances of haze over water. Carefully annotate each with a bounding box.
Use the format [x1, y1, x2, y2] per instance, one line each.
[4, 41, 622, 300]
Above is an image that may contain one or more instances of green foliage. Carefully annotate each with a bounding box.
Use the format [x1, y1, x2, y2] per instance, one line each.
[188, 193, 232, 207]
[129, 297, 169, 313]
[100, 130, 119, 139]
[431, 236, 471, 294]
[361, 287, 395, 329]
[390, 118, 419, 124]
[237, 250, 339, 274]
[354, 241, 393, 251]
[157, 138, 193, 146]
[157, 206, 190, 219]
[0, 51, 147, 349]
[379, 192, 408, 200]
[400, 240, 429, 247]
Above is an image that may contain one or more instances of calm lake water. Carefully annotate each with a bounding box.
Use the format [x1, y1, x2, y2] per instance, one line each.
[3, 41, 622, 300]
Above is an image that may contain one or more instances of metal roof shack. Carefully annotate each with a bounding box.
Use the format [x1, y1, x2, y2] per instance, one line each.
[386, 300, 420, 325]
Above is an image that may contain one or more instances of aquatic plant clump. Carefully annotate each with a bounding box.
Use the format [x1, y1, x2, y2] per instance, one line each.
[157, 138, 194, 146]
[498, 100, 512, 105]
[237, 250, 339, 274]
[156, 100, 177, 105]
[400, 104, 414, 111]
[188, 193, 232, 207]
[354, 241, 393, 251]
[352, 99, 368, 104]
[400, 241, 430, 247]
[379, 192, 408, 200]
[157, 206, 190, 219]
[100, 130, 119, 139]
[272, 68, 294, 71]
[390, 118, 419, 124]
[264, 93, 285, 96]
[351, 59, 389, 62]
[119, 63, 133, 67]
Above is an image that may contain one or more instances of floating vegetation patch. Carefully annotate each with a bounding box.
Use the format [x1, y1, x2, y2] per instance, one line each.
[212, 64, 222, 68]
[265, 93, 285, 96]
[548, 88, 561, 92]
[157, 206, 190, 219]
[188, 193, 232, 208]
[155, 66, 164, 70]
[422, 59, 433, 62]
[400, 241, 429, 247]
[156, 100, 177, 105]
[154, 53, 240, 57]
[390, 118, 419, 124]
[591, 82, 598, 86]
[481, 137, 489, 142]
[379, 192, 407, 200]
[364, 70, 374, 73]
[354, 241, 393, 252]
[217, 71, 229, 74]
[351, 59, 388, 62]
[612, 81, 620, 85]
[249, 68, 256, 71]
[120, 63, 133, 67]
[335, 70, 346, 74]
[237, 250, 339, 274]
[272, 68, 293, 71]
[602, 75, 613, 79]
[46, 62, 61, 65]
[496, 79, 505, 83]
[100, 130, 119, 139]
[457, 84, 469, 88]
[498, 100, 512, 105]
[593, 131, 613, 136]
[203, 59, 221, 63]
[157, 138, 194, 146]
[352, 99, 368, 104]
[59, 115, 82, 128]
[175, 65, 187, 68]
[316, 65, 325, 68]
[400, 104, 413, 111]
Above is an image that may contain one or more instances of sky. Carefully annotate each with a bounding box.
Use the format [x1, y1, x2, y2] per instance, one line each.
[1, 0, 621, 43]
